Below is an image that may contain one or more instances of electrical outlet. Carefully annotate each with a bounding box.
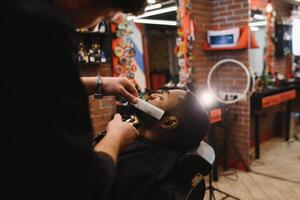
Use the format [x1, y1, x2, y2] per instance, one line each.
[218, 92, 243, 101]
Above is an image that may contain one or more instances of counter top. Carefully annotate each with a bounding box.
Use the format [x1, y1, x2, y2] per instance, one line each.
[251, 83, 298, 110]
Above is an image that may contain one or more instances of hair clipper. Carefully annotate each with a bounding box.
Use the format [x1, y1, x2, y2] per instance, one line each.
[93, 115, 140, 146]
[93, 98, 164, 146]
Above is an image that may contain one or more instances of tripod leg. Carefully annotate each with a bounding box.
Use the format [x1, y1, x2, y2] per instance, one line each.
[211, 191, 216, 200]
[228, 138, 250, 171]
[205, 186, 216, 200]
[212, 188, 240, 200]
[209, 171, 214, 200]
[206, 170, 240, 200]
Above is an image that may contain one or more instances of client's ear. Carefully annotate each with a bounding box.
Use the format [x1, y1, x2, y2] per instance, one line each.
[161, 116, 179, 130]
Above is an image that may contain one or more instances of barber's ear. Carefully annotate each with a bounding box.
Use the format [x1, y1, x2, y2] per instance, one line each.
[161, 116, 179, 130]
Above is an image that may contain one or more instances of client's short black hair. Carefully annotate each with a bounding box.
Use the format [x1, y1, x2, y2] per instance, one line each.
[167, 91, 210, 152]
[93, 0, 146, 15]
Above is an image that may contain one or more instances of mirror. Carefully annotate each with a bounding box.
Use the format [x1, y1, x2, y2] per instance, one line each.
[129, 0, 188, 90]
[249, 8, 267, 77]
[249, 1, 300, 91]
[136, 0, 178, 90]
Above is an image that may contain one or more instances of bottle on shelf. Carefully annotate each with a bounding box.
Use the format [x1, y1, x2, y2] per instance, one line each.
[76, 28, 89, 32]
[83, 49, 89, 63]
[78, 42, 85, 63]
[101, 50, 107, 63]
[78, 42, 89, 63]
[93, 43, 101, 63]
[88, 47, 96, 63]
[96, 48, 101, 63]
[99, 21, 107, 33]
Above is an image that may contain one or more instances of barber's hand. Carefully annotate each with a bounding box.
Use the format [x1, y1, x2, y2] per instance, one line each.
[102, 77, 138, 103]
[106, 114, 139, 151]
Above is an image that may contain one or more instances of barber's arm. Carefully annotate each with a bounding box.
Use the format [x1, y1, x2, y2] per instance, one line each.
[94, 113, 139, 163]
[81, 76, 138, 103]
[91, 114, 138, 199]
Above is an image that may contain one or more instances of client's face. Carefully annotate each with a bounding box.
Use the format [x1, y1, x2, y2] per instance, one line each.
[136, 89, 186, 144]
[146, 89, 186, 112]
[137, 89, 186, 133]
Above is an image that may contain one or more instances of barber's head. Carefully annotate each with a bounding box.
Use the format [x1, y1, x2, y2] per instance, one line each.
[138, 89, 210, 152]
[54, 0, 146, 28]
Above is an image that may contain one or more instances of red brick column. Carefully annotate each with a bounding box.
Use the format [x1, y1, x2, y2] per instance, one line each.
[192, 0, 251, 168]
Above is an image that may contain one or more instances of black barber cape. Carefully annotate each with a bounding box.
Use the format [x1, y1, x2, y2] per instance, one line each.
[108, 140, 206, 200]
[1, 0, 114, 199]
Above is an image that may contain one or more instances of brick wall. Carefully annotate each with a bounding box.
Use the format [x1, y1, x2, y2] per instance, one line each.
[79, 64, 115, 137]
[250, 105, 287, 147]
[147, 30, 172, 72]
[89, 96, 115, 136]
[273, 0, 291, 19]
[192, 0, 251, 167]
[191, 1, 213, 87]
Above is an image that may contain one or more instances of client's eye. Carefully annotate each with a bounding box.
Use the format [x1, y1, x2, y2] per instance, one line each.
[157, 89, 169, 94]
[145, 88, 155, 95]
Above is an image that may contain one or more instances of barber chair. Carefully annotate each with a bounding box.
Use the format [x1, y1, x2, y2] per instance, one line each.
[172, 141, 215, 200]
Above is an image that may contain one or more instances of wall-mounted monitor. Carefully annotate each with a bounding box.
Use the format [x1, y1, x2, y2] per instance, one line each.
[207, 27, 240, 48]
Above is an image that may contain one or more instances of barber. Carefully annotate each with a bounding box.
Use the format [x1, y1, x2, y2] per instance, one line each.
[1, 0, 145, 200]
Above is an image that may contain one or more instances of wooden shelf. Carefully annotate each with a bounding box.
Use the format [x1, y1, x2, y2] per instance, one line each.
[78, 62, 110, 67]
[76, 32, 109, 37]
[203, 26, 259, 51]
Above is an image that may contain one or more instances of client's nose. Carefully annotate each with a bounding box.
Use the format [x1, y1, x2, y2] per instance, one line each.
[149, 93, 159, 99]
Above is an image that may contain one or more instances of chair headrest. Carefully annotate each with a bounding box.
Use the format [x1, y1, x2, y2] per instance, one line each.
[174, 141, 215, 182]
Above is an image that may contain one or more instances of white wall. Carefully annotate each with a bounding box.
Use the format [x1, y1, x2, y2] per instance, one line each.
[293, 18, 300, 56]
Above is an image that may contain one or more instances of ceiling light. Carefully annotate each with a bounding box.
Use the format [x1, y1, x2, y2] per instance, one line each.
[145, 4, 162, 11]
[147, 0, 156, 4]
[133, 19, 177, 26]
[253, 14, 265, 20]
[128, 6, 177, 21]
[251, 27, 259, 31]
[249, 21, 267, 27]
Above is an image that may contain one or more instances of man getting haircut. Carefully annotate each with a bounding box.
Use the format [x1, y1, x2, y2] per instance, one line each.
[109, 89, 210, 200]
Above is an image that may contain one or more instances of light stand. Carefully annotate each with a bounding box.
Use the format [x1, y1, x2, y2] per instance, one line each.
[205, 120, 241, 200]
[205, 170, 240, 200]
[204, 59, 253, 199]
[222, 104, 250, 172]
[206, 59, 253, 172]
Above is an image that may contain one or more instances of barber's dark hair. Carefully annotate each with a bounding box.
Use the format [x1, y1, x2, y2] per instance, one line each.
[93, 0, 146, 15]
[167, 91, 210, 152]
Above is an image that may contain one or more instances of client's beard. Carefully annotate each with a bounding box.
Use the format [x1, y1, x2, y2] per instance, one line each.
[135, 110, 158, 129]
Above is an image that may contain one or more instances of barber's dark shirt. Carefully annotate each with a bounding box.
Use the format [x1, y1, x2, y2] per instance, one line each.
[0, 0, 114, 199]
[108, 140, 206, 200]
